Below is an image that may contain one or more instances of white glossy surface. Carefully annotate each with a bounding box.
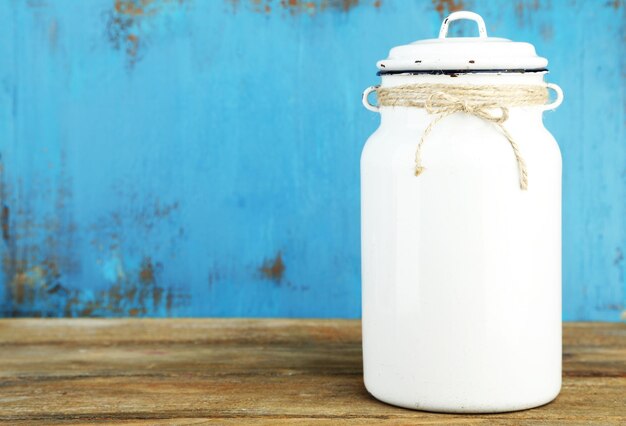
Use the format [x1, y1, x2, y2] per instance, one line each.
[377, 12, 548, 71]
[438, 11, 488, 39]
[361, 72, 562, 413]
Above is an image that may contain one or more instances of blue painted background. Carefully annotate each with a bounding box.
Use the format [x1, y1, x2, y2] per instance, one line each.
[0, 0, 623, 320]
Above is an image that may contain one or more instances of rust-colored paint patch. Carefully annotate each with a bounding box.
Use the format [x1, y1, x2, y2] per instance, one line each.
[115, 0, 152, 16]
[153, 200, 179, 218]
[0, 152, 186, 316]
[514, 0, 545, 27]
[139, 257, 155, 284]
[106, 0, 187, 68]
[1, 252, 179, 317]
[1, 205, 9, 242]
[608, 0, 622, 9]
[115, 0, 186, 17]
[260, 252, 286, 283]
[0, 153, 82, 316]
[166, 291, 174, 311]
[126, 33, 140, 61]
[65, 256, 172, 317]
[431, 0, 465, 17]
[515, 0, 540, 15]
[0, 161, 8, 244]
[5, 259, 63, 309]
[227, 0, 381, 15]
[107, 12, 141, 68]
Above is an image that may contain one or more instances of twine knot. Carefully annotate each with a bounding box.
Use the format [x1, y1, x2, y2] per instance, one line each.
[375, 84, 549, 190]
[424, 92, 510, 124]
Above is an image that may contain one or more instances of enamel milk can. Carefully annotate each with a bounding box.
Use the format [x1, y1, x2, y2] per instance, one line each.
[360, 11, 564, 412]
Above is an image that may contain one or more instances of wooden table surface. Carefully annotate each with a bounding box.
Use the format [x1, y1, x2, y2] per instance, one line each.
[0, 320, 624, 425]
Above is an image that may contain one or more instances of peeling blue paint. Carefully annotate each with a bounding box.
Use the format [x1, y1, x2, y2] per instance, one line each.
[0, 0, 623, 320]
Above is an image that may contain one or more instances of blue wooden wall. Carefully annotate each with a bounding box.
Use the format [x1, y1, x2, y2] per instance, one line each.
[0, 0, 623, 320]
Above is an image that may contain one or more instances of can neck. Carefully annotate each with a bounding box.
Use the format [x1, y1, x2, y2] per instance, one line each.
[380, 71, 548, 87]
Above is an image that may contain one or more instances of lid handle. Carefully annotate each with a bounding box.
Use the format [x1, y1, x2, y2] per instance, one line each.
[438, 11, 488, 39]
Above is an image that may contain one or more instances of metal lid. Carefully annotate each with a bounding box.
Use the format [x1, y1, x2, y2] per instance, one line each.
[377, 11, 548, 74]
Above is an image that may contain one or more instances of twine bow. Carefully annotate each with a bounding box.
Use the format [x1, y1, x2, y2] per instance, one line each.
[416, 92, 528, 190]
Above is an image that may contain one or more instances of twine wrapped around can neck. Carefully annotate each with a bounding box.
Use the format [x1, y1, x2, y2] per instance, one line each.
[376, 84, 549, 190]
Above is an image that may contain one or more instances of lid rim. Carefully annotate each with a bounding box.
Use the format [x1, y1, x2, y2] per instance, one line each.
[377, 68, 548, 76]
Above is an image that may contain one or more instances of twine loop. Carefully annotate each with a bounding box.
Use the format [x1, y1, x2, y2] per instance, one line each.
[376, 84, 550, 190]
[424, 92, 509, 124]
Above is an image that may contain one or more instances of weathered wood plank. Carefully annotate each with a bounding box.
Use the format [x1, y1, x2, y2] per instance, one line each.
[0, 320, 624, 424]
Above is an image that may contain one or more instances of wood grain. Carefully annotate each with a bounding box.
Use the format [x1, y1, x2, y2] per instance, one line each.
[0, 320, 624, 424]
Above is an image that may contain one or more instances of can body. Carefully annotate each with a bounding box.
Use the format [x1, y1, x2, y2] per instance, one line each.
[361, 72, 562, 413]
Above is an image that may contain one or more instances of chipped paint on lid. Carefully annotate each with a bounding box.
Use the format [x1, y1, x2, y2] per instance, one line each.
[377, 11, 548, 73]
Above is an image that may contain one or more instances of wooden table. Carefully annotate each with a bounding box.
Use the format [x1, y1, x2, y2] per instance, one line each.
[0, 320, 624, 425]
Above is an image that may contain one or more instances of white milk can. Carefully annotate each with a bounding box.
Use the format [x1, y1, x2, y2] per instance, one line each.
[360, 11, 563, 413]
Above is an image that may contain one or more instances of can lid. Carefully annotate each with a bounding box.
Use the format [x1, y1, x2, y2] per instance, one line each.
[377, 11, 548, 74]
